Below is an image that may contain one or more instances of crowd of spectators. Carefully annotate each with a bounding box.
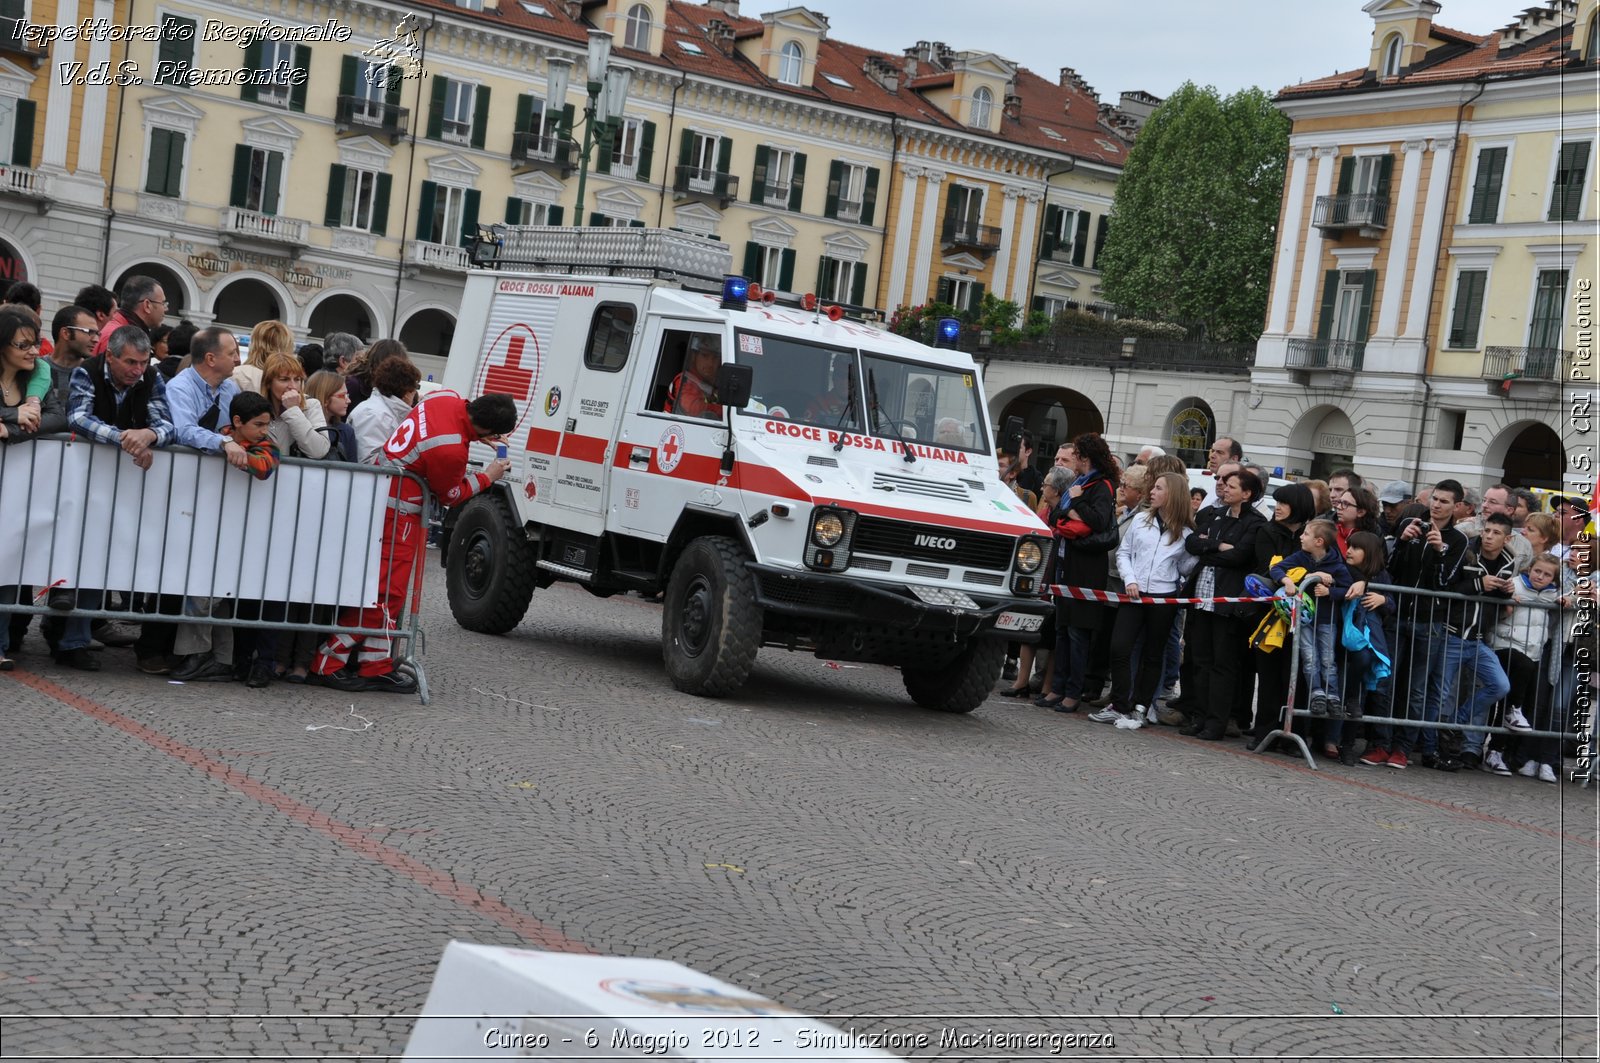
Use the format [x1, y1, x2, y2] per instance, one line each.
[1008, 429, 1593, 784]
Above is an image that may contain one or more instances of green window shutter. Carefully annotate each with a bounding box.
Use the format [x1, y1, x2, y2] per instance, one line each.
[289, 45, 310, 112]
[372, 173, 392, 236]
[10, 98, 33, 167]
[324, 164, 347, 228]
[470, 85, 490, 149]
[861, 167, 880, 226]
[416, 180, 437, 241]
[743, 242, 761, 279]
[426, 76, 447, 140]
[240, 41, 261, 102]
[555, 104, 575, 166]
[1354, 271, 1377, 347]
[339, 55, 357, 98]
[385, 65, 403, 107]
[505, 196, 524, 224]
[935, 277, 953, 305]
[1375, 154, 1394, 199]
[629, 219, 645, 228]
[788, 152, 806, 212]
[156, 16, 195, 83]
[637, 121, 655, 182]
[969, 282, 985, 313]
[716, 136, 732, 175]
[815, 255, 830, 293]
[596, 126, 614, 174]
[262, 151, 282, 215]
[1550, 141, 1591, 221]
[1072, 211, 1090, 266]
[750, 145, 768, 203]
[459, 189, 481, 246]
[850, 264, 867, 307]
[164, 131, 185, 197]
[1031, 295, 1046, 313]
[145, 129, 170, 195]
[778, 248, 795, 291]
[546, 205, 563, 226]
[677, 128, 695, 173]
[823, 160, 842, 218]
[1335, 156, 1354, 195]
[1040, 205, 1061, 254]
[514, 94, 534, 134]
[1316, 269, 1339, 339]
[1447, 270, 1487, 348]
[589, 212, 605, 226]
[1467, 147, 1506, 223]
[1092, 216, 1109, 267]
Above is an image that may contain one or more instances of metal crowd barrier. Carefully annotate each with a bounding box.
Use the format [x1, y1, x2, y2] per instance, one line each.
[0, 435, 434, 703]
[1252, 580, 1585, 778]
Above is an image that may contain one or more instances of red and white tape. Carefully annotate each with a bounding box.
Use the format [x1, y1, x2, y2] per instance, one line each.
[1042, 585, 1277, 606]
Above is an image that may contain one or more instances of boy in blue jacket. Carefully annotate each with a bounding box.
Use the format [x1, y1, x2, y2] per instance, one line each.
[1270, 519, 1353, 717]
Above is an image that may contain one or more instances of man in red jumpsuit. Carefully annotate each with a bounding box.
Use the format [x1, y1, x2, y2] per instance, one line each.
[313, 391, 517, 693]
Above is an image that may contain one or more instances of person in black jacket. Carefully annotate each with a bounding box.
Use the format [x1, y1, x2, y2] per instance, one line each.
[1247, 482, 1316, 748]
[1180, 468, 1266, 740]
[1425, 513, 1514, 771]
[1035, 432, 1119, 712]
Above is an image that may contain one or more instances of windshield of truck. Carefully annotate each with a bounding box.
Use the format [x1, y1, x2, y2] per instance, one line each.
[858, 353, 989, 455]
[732, 331, 862, 432]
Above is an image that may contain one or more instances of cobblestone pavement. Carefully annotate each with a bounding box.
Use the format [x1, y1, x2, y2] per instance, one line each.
[1, 577, 1596, 1062]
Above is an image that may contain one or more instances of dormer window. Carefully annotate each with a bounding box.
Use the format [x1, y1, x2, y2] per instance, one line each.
[969, 86, 993, 128]
[1381, 33, 1404, 78]
[779, 41, 804, 85]
[625, 4, 651, 51]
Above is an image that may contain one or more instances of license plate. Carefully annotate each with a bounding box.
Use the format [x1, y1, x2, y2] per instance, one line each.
[994, 611, 1043, 633]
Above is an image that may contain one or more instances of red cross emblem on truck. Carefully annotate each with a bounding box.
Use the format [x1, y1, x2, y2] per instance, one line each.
[475, 323, 541, 436]
[657, 424, 686, 473]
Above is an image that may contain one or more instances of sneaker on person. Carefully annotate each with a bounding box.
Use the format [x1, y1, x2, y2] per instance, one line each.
[1144, 704, 1161, 725]
[1307, 692, 1328, 717]
[1517, 759, 1539, 778]
[362, 670, 418, 694]
[1538, 763, 1558, 784]
[1386, 749, 1409, 770]
[1114, 713, 1144, 730]
[1483, 750, 1512, 776]
[1087, 706, 1123, 724]
[1503, 706, 1533, 732]
[1359, 747, 1390, 767]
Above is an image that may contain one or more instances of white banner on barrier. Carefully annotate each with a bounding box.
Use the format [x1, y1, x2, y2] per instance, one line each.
[0, 438, 386, 608]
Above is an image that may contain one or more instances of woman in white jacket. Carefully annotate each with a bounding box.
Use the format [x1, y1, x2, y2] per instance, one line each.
[1096, 472, 1198, 729]
[260, 353, 330, 459]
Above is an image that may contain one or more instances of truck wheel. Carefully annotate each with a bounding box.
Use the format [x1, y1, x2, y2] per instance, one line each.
[446, 494, 536, 634]
[662, 536, 760, 697]
[902, 638, 1006, 713]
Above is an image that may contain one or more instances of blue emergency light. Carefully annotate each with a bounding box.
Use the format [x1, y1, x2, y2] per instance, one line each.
[721, 275, 750, 311]
[934, 317, 961, 348]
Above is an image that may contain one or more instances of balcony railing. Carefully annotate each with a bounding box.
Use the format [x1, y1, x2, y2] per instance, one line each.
[335, 96, 410, 140]
[0, 163, 50, 199]
[511, 131, 572, 171]
[0, 16, 48, 67]
[835, 198, 863, 222]
[941, 219, 1003, 252]
[408, 240, 471, 272]
[1312, 193, 1390, 233]
[977, 335, 1253, 374]
[1483, 345, 1565, 386]
[219, 207, 307, 246]
[673, 165, 739, 206]
[1286, 337, 1364, 375]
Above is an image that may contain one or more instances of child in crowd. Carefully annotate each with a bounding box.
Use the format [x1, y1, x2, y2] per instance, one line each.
[1493, 552, 1563, 781]
[1329, 530, 1394, 762]
[1270, 519, 1352, 717]
[225, 392, 279, 480]
[1189, 486, 1207, 515]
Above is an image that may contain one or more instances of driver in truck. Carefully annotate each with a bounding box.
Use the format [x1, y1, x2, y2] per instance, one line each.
[665, 335, 722, 419]
[312, 390, 517, 693]
[803, 357, 857, 425]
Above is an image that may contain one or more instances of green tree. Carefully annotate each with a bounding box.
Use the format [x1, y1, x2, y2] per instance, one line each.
[1096, 83, 1290, 342]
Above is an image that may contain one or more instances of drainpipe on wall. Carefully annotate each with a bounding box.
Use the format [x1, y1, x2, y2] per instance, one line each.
[872, 114, 899, 316]
[99, 0, 136, 284]
[391, 14, 437, 339]
[654, 71, 690, 228]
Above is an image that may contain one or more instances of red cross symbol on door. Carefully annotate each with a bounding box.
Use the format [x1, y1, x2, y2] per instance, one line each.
[484, 334, 536, 401]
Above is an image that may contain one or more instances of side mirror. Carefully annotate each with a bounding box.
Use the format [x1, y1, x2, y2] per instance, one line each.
[715, 363, 753, 409]
[1001, 415, 1025, 456]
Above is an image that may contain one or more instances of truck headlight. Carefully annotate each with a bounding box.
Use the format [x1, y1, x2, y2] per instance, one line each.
[805, 507, 856, 572]
[811, 510, 846, 548]
[1014, 537, 1045, 574]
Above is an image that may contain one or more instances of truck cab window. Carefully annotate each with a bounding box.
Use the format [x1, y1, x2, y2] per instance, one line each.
[650, 329, 724, 420]
[584, 303, 636, 372]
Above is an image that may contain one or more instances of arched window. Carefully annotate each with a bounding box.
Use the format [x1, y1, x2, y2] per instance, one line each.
[1381, 33, 1404, 78]
[624, 3, 651, 51]
[778, 40, 803, 85]
[970, 86, 993, 128]
[1586, 15, 1598, 63]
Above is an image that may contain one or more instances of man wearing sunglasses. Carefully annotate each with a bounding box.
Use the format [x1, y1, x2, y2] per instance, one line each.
[92, 275, 168, 357]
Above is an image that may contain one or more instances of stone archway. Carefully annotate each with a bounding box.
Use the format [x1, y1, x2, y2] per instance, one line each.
[1286, 404, 1358, 480]
[112, 262, 191, 318]
[997, 386, 1105, 468]
[211, 277, 283, 331]
[398, 308, 456, 359]
[307, 293, 376, 341]
[1488, 420, 1565, 489]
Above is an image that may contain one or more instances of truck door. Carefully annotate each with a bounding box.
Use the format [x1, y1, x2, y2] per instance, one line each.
[614, 319, 733, 537]
[547, 298, 643, 520]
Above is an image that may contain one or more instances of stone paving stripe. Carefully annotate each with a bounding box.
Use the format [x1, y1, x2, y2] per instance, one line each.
[1060, 714, 1600, 849]
[4, 669, 596, 956]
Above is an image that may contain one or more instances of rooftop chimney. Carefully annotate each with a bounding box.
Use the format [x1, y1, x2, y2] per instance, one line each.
[705, 0, 741, 15]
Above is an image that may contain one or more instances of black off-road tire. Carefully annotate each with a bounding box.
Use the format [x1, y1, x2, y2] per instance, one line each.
[902, 638, 1006, 713]
[662, 536, 761, 696]
[445, 494, 537, 634]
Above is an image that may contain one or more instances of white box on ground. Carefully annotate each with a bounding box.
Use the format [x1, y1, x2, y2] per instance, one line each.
[402, 942, 904, 1061]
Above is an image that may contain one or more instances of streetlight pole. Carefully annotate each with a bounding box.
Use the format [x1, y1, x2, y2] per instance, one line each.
[566, 29, 631, 228]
